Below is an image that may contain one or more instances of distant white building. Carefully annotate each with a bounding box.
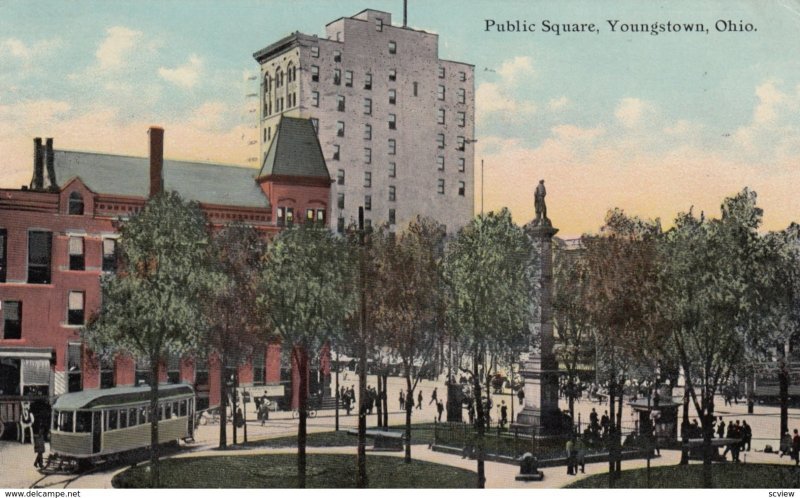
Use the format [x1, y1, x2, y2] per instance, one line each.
[253, 8, 475, 232]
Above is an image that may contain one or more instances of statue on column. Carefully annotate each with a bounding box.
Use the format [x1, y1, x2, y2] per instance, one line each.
[534, 180, 550, 227]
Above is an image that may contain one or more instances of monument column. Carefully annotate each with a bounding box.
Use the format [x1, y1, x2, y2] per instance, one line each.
[515, 180, 562, 434]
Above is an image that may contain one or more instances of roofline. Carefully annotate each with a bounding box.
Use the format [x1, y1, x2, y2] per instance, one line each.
[325, 14, 438, 37]
[439, 59, 475, 68]
[253, 33, 314, 62]
[54, 149, 258, 172]
[256, 174, 332, 187]
[353, 8, 392, 17]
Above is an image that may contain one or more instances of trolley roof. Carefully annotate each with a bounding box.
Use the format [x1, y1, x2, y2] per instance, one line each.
[53, 384, 194, 411]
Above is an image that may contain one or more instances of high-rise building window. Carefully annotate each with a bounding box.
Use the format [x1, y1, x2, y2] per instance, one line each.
[68, 291, 85, 325]
[437, 179, 445, 195]
[364, 73, 372, 90]
[0, 229, 6, 282]
[458, 88, 466, 104]
[337, 169, 345, 185]
[458, 181, 466, 196]
[345, 70, 353, 87]
[389, 69, 396, 82]
[27, 230, 52, 284]
[334, 69, 341, 85]
[389, 162, 396, 178]
[312, 91, 319, 107]
[388, 114, 396, 130]
[389, 209, 396, 225]
[363, 98, 372, 116]
[364, 148, 372, 164]
[457, 136, 465, 151]
[337, 217, 345, 234]
[68, 237, 85, 271]
[437, 108, 445, 125]
[459, 71, 467, 82]
[389, 41, 396, 54]
[333, 144, 340, 161]
[389, 89, 396, 105]
[67, 343, 82, 392]
[311, 65, 319, 82]
[2, 301, 21, 340]
[287, 63, 295, 83]
[389, 186, 396, 202]
[413, 82, 418, 97]
[275, 68, 283, 88]
[437, 156, 445, 171]
[458, 157, 466, 172]
[334, 50, 342, 62]
[439, 66, 446, 79]
[337, 120, 345, 136]
[338, 193, 345, 209]
[437, 134, 445, 149]
[376, 18, 383, 31]
[364, 195, 372, 211]
[364, 124, 372, 141]
[311, 46, 319, 58]
[388, 139, 396, 155]
[438, 85, 446, 101]
[457, 111, 466, 127]
[68, 192, 84, 215]
[364, 171, 372, 188]
[103, 238, 117, 272]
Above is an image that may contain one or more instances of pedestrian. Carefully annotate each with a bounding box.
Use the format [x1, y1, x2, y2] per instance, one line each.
[429, 387, 438, 405]
[436, 400, 444, 422]
[417, 390, 423, 410]
[344, 390, 352, 416]
[399, 390, 405, 410]
[601, 411, 610, 438]
[33, 430, 45, 469]
[717, 416, 725, 438]
[468, 402, 475, 425]
[575, 435, 586, 473]
[517, 388, 524, 408]
[500, 401, 508, 429]
[792, 429, 800, 466]
[742, 420, 752, 452]
[566, 436, 576, 475]
[259, 396, 270, 425]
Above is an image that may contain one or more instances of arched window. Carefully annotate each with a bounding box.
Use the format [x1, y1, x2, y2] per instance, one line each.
[276, 68, 283, 88]
[264, 73, 271, 93]
[287, 63, 294, 83]
[68, 191, 84, 215]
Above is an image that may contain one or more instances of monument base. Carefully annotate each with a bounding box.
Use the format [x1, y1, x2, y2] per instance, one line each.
[514, 406, 567, 435]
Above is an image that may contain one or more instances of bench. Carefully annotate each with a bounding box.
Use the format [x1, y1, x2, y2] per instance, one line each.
[346, 429, 404, 451]
[684, 437, 741, 461]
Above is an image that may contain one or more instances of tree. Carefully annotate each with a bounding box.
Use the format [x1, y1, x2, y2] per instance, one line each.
[258, 225, 354, 488]
[444, 209, 532, 488]
[659, 189, 775, 487]
[370, 217, 446, 462]
[583, 209, 664, 486]
[83, 192, 210, 487]
[203, 223, 267, 449]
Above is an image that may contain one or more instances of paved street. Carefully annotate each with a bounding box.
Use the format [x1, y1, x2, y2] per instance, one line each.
[3, 372, 800, 489]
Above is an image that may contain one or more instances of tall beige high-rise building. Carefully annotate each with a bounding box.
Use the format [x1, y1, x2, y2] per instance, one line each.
[253, 8, 475, 232]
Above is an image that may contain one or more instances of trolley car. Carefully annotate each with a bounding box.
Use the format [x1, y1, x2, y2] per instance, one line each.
[49, 384, 195, 470]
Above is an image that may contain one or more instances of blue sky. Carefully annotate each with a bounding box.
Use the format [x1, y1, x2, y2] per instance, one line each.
[1, 0, 799, 236]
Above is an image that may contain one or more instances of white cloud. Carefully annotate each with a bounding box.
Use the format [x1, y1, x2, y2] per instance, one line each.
[496, 56, 535, 86]
[96, 26, 142, 70]
[0, 37, 61, 60]
[547, 96, 570, 111]
[188, 101, 229, 131]
[614, 97, 656, 128]
[158, 55, 203, 89]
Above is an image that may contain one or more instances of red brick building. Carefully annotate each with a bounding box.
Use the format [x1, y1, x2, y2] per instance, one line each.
[0, 117, 331, 432]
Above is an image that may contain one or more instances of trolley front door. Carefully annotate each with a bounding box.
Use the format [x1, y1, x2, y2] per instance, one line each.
[92, 411, 102, 453]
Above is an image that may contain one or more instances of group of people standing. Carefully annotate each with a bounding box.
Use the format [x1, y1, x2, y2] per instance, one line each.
[340, 385, 356, 415]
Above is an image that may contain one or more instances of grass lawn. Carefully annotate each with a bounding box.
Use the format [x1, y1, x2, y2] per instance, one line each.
[250, 423, 437, 448]
[112, 453, 477, 488]
[565, 464, 800, 488]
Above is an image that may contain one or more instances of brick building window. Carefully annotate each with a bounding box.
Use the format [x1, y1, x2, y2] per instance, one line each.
[388, 139, 396, 155]
[459, 181, 466, 196]
[413, 82, 418, 96]
[364, 73, 372, 90]
[312, 91, 319, 107]
[67, 343, 82, 392]
[388, 41, 396, 54]
[364, 171, 372, 188]
[277, 207, 294, 227]
[333, 145, 340, 161]
[100, 355, 115, 389]
[337, 121, 345, 137]
[306, 209, 315, 224]
[457, 112, 466, 127]
[2, 301, 21, 339]
[363, 98, 372, 116]
[389, 89, 396, 105]
[345, 70, 353, 87]
[334, 69, 341, 85]
[311, 65, 319, 82]
[27, 230, 52, 284]
[458, 88, 466, 104]
[389, 186, 396, 202]
[337, 217, 345, 234]
[337, 169, 345, 185]
[68, 291, 85, 325]
[437, 156, 445, 171]
[334, 50, 342, 63]
[364, 195, 372, 211]
[457, 136, 465, 151]
[438, 85, 446, 101]
[0, 229, 6, 282]
[376, 18, 383, 31]
[388, 114, 396, 130]
[459, 71, 467, 82]
[364, 124, 372, 141]
[389, 162, 396, 178]
[389, 69, 396, 82]
[458, 158, 466, 172]
[316, 209, 326, 226]
[389, 209, 396, 225]
[437, 134, 445, 149]
[69, 236, 85, 271]
[311, 46, 319, 58]
[437, 179, 445, 194]
[253, 349, 265, 385]
[167, 354, 181, 384]
[338, 193, 345, 210]
[364, 148, 372, 164]
[337, 96, 345, 112]
[285, 207, 294, 227]
[437, 108, 445, 125]
[68, 192, 84, 215]
[439, 66, 445, 78]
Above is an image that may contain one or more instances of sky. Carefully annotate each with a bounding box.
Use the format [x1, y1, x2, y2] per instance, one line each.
[1, 0, 799, 237]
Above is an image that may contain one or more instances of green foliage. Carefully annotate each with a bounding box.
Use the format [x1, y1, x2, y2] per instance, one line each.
[83, 191, 210, 364]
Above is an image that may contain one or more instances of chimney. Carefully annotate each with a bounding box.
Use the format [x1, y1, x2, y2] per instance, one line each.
[148, 127, 164, 198]
[44, 138, 57, 192]
[403, 0, 407, 27]
[32, 138, 44, 191]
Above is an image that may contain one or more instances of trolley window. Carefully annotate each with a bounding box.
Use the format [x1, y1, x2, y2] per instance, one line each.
[75, 411, 91, 433]
[119, 409, 128, 429]
[59, 411, 74, 432]
[164, 402, 172, 419]
[52, 410, 59, 431]
[128, 407, 138, 426]
[179, 399, 187, 417]
[172, 401, 179, 418]
[139, 406, 148, 424]
[107, 409, 118, 431]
